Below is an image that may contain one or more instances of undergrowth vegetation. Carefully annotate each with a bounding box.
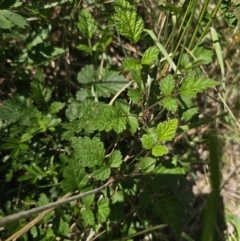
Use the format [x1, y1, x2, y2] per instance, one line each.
[0, 0, 240, 240]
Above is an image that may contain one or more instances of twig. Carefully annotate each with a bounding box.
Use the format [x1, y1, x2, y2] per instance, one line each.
[0, 178, 114, 227]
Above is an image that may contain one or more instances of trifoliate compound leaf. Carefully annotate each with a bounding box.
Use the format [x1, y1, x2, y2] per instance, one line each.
[141, 134, 154, 149]
[152, 145, 168, 157]
[71, 136, 105, 167]
[123, 57, 142, 71]
[141, 47, 159, 65]
[140, 157, 156, 173]
[97, 199, 110, 223]
[115, 0, 144, 43]
[93, 166, 111, 181]
[127, 115, 139, 134]
[160, 75, 175, 96]
[162, 97, 178, 112]
[156, 119, 178, 141]
[78, 9, 97, 39]
[128, 89, 142, 103]
[95, 72, 126, 97]
[77, 65, 95, 84]
[61, 160, 88, 192]
[180, 71, 219, 97]
[82, 208, 95, 227]
[109, 150, 122, 168]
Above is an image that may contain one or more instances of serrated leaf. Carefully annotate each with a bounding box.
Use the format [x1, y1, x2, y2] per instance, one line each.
[71, 137, 105, 167]
[141, 47, 159, 65]
[152, 145, 168, 157]
[37, 193, 49, 206]
[140, 157, 156, 173]
[0, 10, 29, 29]
[76, 89, 90, 101]
[61, 160, 88, 192]
[58, 219, 70, 236]
[93, 166, 111, 181]
[82, 208, 95, 226]
[128, 89, 142, 103]
[1, 142, 19, 150]
[49, 102, 65, 114]
[115, 0, 144, 43]
[160, 75, 175, 96]
[31, 70, 53, 105]
[180, 71, 219, 97]
[82, 192, 95, 206]
[95, 72, 126, 97]
[157, 119, 178, 141]
[127, 115, 139, 134]
[0, 95, 38, 125]
[77, 65, 95, 84]
[153, 196, 186, 238]
[194, 47, 213, 64]
[65, 100, 127, 133]
[131, 69, 142, 88]
[153, 164, 185, 174]
[162, 97, 178, 112]
[109, 150, 122, 168]
[97, 199, 110, 223]
[76, 44, 92, 54]
[182, 107, 198, 121]
[78, 9, 97, 39]
[112, 190, 124, 203]
[141, 134, 154, 149]
[123, 57, 142, 71]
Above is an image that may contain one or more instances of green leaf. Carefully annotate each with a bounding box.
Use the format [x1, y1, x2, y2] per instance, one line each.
[0, 10, 29, 29]
[93, 166, 111, 181]
[127, 115, 139, 134]
[153, 196, 186, 238]
[58, 219, 70, 236]
[141, 134, 155, 149]
[123, 57, 142, 71]
[77, 65, 95, 84]
[180, 71, 219, 97]
[31, 70, 53, 105]
[78, 9, 97, 39]
[131, 69, 142, 88]
[109, 150, 122, 168]
[1, 142, 19, 150]
[20, 133, 33, 143]
[0, 95, 38, 125]
[65, 100, 127, 133]
[156, 119, 178, 141]
[61, 160, 88, 192]
[160, 75, 175, 96]
[115, 0, 144, 43]
[82, 192, 95, 206]
[76, 44, 92, 54]
[71, 137, 105, 167]
[141, 47, 159, 65]
[95, 72, 127, 97]
[97, 199, 110, 223]
[152, 145, 168, 157]
[182, 107, 198, 121]
[140, 157, 156, 173]
[194, 47, 213, 65]
[49, 102, 65, 114]
[76, 89, 90, 101]
[153, 164, 185, 174]
[162, 97, 178, 112]
[82, 208, 95, 226]
[128, 89, 142, 103]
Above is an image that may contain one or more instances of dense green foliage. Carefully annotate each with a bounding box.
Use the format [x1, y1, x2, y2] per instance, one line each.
[0, 0, 239, 240]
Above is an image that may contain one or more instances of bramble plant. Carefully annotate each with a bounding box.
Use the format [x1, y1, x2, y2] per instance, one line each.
[0, 0, 230, 240]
